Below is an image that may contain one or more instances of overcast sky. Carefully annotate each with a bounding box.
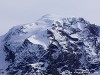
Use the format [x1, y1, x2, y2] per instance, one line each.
[0, 0, 100, 35]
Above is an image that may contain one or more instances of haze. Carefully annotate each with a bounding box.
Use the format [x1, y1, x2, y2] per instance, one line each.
[0, 0, 100, 35]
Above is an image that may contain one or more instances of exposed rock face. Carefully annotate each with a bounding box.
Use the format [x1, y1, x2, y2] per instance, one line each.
[1, 14, 100, 75]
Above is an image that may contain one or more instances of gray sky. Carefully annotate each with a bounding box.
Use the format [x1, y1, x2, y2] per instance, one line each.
[0, 0, 100, 35]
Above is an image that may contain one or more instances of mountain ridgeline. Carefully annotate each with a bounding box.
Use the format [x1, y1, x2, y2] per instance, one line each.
[1, 14, 100, 75]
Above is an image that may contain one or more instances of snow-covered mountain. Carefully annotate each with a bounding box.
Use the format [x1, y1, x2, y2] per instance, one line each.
[0, 14, 100, 75]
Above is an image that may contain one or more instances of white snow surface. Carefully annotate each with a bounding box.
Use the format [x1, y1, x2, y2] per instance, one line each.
[0, 14, 100, 75]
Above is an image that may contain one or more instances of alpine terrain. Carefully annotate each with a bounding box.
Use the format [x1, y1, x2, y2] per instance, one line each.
[0, 14, 100, 75]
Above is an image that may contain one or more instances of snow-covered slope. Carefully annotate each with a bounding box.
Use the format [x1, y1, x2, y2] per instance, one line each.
[0, 36, 9, 75]
[0, 14, 100, 75]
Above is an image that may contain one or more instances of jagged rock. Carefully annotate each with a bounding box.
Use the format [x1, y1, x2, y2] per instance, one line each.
[0, 15, 100, 75]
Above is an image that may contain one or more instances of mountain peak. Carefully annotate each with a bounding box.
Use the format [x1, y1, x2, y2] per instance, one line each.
[0, 15, 100, 75]
[41, 14, 61, 19]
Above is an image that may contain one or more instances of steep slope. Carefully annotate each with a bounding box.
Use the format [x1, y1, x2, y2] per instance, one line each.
[0, 14, 100, 75]
[0, 36, 9, 75]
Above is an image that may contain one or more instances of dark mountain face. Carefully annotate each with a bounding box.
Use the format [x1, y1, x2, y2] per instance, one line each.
[1, 15, 100, 75]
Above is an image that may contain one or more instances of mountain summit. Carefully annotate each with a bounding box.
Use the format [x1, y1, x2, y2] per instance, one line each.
[0, 15, 100, 75]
